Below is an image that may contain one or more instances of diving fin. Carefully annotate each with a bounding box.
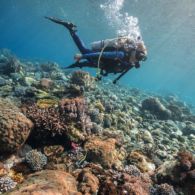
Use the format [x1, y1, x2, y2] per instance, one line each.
[45, 16, 77, 32]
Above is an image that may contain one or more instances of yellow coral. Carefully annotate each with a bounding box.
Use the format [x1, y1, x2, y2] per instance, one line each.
[8, 170, 24, 184]
[94, 101, 105, 112]
[37, 99, 58, 109]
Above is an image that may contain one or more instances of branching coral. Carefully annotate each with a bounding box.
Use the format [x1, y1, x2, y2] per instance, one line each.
[22, 97, 92, 144]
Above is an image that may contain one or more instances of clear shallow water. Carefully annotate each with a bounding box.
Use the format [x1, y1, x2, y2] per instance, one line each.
[0, 0, 195, 104]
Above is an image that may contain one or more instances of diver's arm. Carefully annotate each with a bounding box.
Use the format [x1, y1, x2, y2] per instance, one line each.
[135, 61, 140, 68]
[81, 51, 125, 60]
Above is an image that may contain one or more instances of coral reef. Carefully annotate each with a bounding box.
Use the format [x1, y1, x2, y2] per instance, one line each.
[0, 98, 33, 154]
[1, 50, 195, 194]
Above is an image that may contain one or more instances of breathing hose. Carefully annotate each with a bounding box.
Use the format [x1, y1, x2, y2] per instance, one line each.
[96, 36, 129, 78]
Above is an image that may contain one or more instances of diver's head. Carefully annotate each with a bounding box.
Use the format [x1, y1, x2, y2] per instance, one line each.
[136, 41, 147, 61]
[135, 50, 147, 61]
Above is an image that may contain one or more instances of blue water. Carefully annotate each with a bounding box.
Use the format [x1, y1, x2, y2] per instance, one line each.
[0, 0, 195, 104]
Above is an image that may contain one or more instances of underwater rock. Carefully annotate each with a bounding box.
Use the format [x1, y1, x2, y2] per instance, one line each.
[8, 170, 81, 195]
[0, 98, 33, 155]
[142, 97, 171, 120]
[25, 149, 47, 171]
[0, 176, 17, 194]
[84, 137, 124, 168]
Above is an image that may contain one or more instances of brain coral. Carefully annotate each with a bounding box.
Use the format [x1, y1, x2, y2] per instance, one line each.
[0, 98, 33, 154]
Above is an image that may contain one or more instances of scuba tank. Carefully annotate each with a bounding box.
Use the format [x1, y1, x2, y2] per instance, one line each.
[91, 37, 133, 51]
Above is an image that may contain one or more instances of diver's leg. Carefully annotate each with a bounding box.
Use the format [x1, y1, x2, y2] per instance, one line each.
[69, 31, 91, 54]
[45, 16, 91, 54]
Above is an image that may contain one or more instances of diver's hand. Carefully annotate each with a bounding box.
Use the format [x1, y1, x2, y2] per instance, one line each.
[74, 54, 82, 62]
[113, 80, 117, 84]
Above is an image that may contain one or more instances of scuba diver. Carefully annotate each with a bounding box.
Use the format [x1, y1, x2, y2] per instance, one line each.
[45, 16, 147, 84]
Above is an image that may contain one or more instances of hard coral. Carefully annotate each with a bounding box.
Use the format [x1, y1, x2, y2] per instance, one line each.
[36, 98, 58, 109]
[84, 137, 125, 168]
[23, 104, 67, 141]
[69, 70, 96, 91]
[23, 97, 92, 143]
[25, 149, 47, 171]
[0, 176, 17, 194]
[0, 98, 33, 154]
[59, 97, 92, 133]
